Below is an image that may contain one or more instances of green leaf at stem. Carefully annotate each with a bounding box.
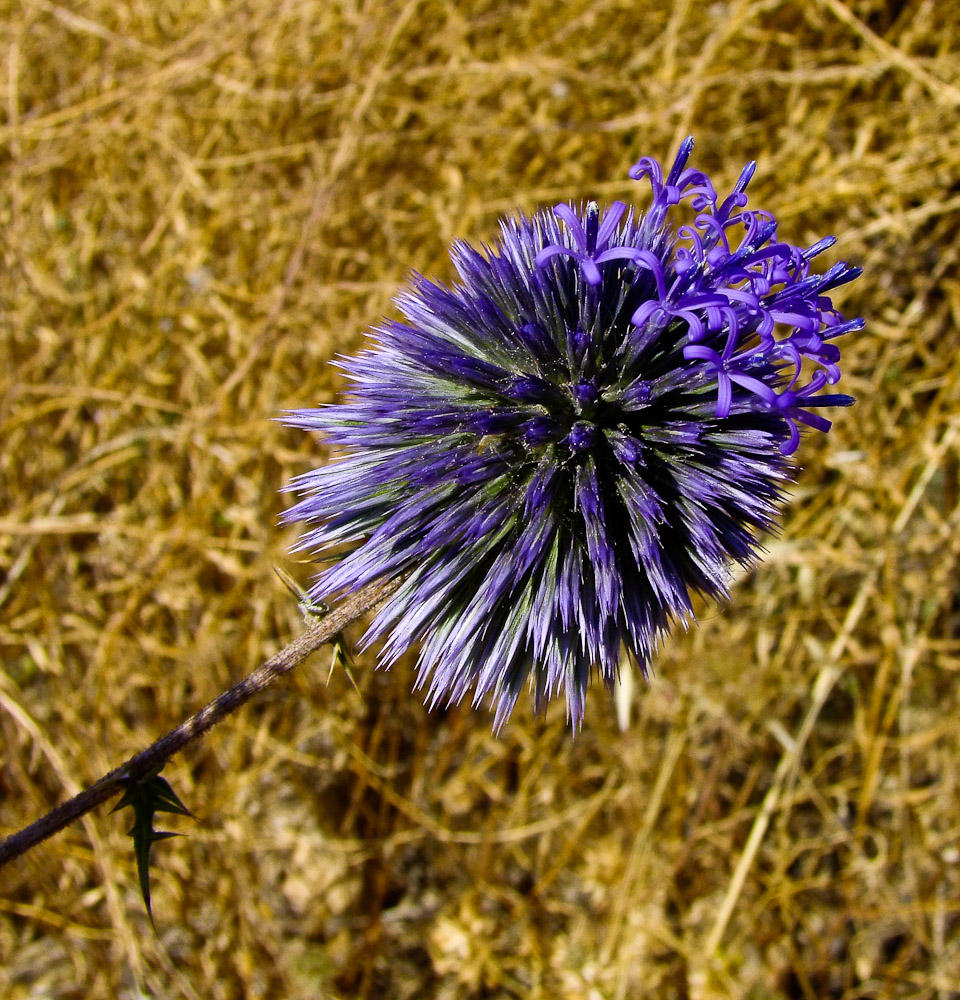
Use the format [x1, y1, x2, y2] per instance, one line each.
[111, 771, 192, 924]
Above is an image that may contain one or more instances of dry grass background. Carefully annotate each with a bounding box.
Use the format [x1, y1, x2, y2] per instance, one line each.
[0, 0, 959, 996]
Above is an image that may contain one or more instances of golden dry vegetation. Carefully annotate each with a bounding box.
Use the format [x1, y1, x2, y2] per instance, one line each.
[1, 1, 959, 997]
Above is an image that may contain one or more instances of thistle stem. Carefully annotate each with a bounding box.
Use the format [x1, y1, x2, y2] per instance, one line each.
[0, 577, 399, 870]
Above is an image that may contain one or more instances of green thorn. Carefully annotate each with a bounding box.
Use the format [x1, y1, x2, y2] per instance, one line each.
[275, 568, 358, 692]
[112, 771, 192, 925]
[274, 567, 330, 621]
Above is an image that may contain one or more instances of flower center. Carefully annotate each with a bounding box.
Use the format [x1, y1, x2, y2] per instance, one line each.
[572, 379, 599, 417]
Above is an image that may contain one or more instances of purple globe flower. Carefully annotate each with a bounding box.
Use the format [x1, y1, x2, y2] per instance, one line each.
[284, 138, 861, 730]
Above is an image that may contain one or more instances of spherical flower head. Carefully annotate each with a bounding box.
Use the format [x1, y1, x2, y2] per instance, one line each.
[283, 137, 862, 731]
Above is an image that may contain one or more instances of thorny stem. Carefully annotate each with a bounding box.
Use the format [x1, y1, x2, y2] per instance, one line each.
[0, 577, 400, 870]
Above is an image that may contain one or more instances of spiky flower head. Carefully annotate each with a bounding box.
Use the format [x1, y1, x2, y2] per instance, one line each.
[284, 138, 861, 730]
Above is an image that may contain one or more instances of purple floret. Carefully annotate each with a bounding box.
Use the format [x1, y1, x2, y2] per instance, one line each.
[283, 138, 861, 730]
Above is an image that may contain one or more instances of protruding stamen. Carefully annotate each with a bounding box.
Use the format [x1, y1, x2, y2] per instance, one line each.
[584, 201, 600, 255]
